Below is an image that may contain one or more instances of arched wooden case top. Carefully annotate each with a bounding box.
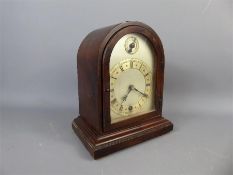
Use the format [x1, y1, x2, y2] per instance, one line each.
[72, 21, 173, 159]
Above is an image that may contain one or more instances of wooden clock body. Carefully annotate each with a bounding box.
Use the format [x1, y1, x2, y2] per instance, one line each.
[72, 21, 173, 159]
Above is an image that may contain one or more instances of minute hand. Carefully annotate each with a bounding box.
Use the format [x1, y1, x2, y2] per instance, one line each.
[132, 87, 148, 97]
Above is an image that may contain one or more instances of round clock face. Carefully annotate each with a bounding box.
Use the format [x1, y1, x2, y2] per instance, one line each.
[109, 33, 155, 123]
[110, 58, 152, 116]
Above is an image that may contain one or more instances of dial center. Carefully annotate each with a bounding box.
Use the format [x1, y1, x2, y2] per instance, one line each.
[114, 69, 145, 106]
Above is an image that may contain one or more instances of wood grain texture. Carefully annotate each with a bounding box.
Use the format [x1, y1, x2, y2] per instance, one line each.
[72, 116, 173, 159]
[73, 21, 173, 159]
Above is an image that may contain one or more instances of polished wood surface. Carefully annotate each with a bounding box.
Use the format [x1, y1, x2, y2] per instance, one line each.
[72, 21, 173, 159]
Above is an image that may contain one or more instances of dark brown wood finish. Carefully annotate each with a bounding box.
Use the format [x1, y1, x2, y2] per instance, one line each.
[76, 23, 118, 133]
[72, 21, 173, 159]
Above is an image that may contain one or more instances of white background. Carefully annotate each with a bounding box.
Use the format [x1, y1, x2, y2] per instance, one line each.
[1, 0, 232, 175]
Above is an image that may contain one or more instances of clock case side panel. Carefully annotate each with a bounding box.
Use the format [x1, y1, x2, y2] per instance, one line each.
[75, 24, 118, 133]
[102, 22, 167, 131]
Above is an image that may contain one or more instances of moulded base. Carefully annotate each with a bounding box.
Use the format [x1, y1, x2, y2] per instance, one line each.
[72, 116, 173, 159]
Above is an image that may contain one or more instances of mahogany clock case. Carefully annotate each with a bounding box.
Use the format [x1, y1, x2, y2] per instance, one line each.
[72, 21, 173, 159]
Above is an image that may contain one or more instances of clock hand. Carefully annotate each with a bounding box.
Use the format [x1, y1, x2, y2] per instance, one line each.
[128, 42, 135, 53]
[121, 85, 134, 102]
[131, 86, 148, 97]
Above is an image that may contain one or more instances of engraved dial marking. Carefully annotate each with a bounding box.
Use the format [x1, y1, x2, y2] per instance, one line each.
[110, 58, 152, 116]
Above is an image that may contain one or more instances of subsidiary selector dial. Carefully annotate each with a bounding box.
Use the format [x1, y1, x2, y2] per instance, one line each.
[124, 36, 139, 54]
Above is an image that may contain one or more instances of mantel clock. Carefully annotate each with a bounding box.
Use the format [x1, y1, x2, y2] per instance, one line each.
[72, 21, 173, 159]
